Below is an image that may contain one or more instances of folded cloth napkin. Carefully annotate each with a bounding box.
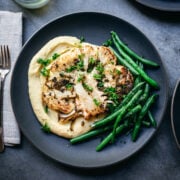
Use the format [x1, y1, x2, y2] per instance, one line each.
[0, 11, 22, 146]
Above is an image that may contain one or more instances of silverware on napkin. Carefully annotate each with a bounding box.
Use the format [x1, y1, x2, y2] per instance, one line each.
[0, 11, 22, 146]
[0, 45, 11, 152]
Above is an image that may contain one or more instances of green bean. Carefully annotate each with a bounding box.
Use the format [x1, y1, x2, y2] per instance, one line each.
[139, 83, 150, 103]
[148, 111, 157, 128]
[134, 62, 143, 86]
[111, 33, 159, 89]
[132, 94, 158, 141]
[91, 107, 122, 129]
[70, 126, 112, 144]
[123, 105, 142, 119]
[112, 90, 143, 142]
[110, 47, 139, 76]
[92, 82, 144, 129]
[111, 31, 159, 67]
[139, 94, 158, 120]
[96, 121, 128, 152]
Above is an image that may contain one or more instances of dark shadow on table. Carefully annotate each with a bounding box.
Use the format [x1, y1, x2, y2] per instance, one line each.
[128, 0, 180, 22]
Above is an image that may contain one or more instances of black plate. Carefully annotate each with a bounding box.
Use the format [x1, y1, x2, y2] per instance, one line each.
[11, 12, 168, 168]
[135, 0, 180, 12]
[171, 79, 180, 149]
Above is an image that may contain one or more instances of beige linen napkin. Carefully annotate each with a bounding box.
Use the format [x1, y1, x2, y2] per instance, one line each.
[0, 11, 22, 145]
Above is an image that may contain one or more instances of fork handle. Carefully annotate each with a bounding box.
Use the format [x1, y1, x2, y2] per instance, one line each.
[0, 76, 4, 152]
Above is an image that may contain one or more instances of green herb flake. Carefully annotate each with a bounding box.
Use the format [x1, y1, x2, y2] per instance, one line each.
[104, 87, 116, 93]
[52, 53, 60, 60]
[78, 54, 85, 61]
[103, 38, 113, 47]
[80, 36, 85, 43]
[37, 58, 51, 66]
[77, 74, 84, 82]
[116, 69, 121, 75]
[87, 57, 96, 73]
[107, 103, 117, 113]
[96, 62, 104, 74]
[41, 123, 51, 133]
[66, 83, 73, 90]
[89, 57, 95, 64]
[40, 67, 49, 77]
[76, 59, 84, 71]
[97, 81, 104, 88]
[93, 98, 101, 106]
[44, 105, 49, 113]
[82, 82, 93, 92]
[93, 74, 103, 80]
[65, 65, 77, 73]
[104, 87, 119, 105]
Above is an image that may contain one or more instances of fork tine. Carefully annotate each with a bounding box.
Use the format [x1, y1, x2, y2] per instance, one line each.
[0, 46, 3, 66]
[4, 46, 7, 67]
[0, 46, 10, 68]
[1, 46, 5, 68]
[5, 46, 10, 67]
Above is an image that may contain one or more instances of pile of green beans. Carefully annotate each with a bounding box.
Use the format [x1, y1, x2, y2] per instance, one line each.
[70, 31, 159, 151]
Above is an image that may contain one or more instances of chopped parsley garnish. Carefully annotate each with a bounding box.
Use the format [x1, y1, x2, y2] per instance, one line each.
[52, 53, 60, 60]
[93, 98, 101, 106]
[97, 81, 104, 88]
[93, 73, 103, 80]
[87, 57, 97, 73]
[44, 105, 49, 113]
[41, 123, 51, 133]
[80, 36, 85, 43]
[65, 54, 84, 72]
[107, 103, 117, 113]
[76, 59, 84, 71]
[82, 82, 93, 92]
[89, 57, 96, 64]
[77, 74, 84, 82]
[103, 38, 113, 47]
[93, 62, 105, 88]
[66, 83, 73, 90]
[104, 87, 119, 105]
[37, 53, 60, 77]
[96, 62, 104, 74]
[40, 67, 49, 77]
[65, 65, 77, 72]
[78, 54, 85, 61]
[37, 58, 51, 66]
[116, 69, 121, 75]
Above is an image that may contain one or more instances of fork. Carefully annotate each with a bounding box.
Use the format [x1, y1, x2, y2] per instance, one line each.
[0, 45, 11, 152]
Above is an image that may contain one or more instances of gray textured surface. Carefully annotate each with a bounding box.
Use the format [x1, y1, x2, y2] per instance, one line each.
[0, 0, 180, 179]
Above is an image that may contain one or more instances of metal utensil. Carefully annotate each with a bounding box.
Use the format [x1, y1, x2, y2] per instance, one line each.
[0, 45, 11, 152]
[171, 78, 180, 149]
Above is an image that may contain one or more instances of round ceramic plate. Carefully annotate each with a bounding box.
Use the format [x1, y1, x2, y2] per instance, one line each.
[11, 12, 168, 168]
[135, 0, 180, 12]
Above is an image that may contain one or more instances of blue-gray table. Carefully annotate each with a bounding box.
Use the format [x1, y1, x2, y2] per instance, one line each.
[0, 0, 180, 179]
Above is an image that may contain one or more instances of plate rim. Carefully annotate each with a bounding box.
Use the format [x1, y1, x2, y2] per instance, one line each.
[171, 78, 180, 149]
[135, 0, 180, 12]
[10, 11, 169, 168]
